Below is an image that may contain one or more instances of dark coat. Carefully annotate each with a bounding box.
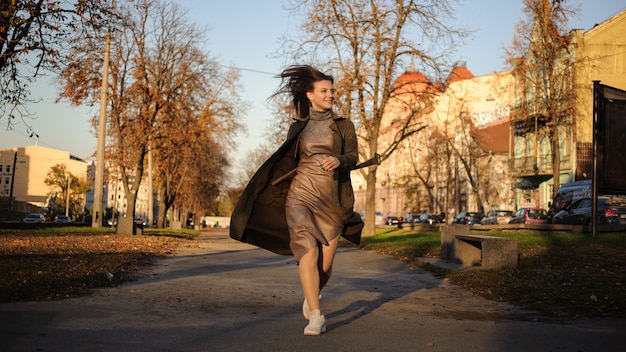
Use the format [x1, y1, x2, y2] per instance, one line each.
[229, 115, 364, 255]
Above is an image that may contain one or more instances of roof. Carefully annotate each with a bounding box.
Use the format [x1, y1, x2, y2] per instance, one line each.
[472, 117, 510, 154]
[392, 70, 431, 89]
[444, 66, 474, 87]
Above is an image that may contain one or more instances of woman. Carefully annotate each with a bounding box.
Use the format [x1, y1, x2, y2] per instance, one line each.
[230, 65, 363, 336]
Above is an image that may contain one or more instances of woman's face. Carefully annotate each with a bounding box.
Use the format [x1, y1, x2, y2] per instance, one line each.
[306, 79, 335, 111]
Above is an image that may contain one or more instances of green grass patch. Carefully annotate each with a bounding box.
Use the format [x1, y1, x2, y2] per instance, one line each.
[361, 229, 626, 318]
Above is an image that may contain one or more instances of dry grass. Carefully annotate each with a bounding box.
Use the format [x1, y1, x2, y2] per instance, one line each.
[0, 228, 186, 302]
[361, 228, 626, 318]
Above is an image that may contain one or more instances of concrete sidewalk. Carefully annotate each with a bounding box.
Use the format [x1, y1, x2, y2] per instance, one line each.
[1, 230, 624, 351]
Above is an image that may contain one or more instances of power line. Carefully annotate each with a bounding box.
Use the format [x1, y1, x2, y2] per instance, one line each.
[220, 64, 276, 76]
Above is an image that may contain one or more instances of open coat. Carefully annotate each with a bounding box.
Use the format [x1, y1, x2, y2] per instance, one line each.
[229, 115, 364, 255]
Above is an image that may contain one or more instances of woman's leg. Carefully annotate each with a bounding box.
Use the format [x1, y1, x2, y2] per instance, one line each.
[298, 246, 321, 311]
[318, 236, 340, 290]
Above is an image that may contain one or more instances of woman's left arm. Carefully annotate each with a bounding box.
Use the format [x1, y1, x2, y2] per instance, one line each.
[336, 120, 358, 170]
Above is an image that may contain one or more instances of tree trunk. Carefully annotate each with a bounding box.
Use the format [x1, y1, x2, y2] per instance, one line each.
[363, 168, 379, 236]
[551, 127, 561, 198]
[117, 191, 137, 236]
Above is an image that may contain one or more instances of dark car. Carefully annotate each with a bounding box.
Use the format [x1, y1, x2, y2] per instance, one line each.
[451, 211, 484, 225]
[54, 215, 72, 224]
[134, 217, 147, 227]
[481, 210, 514, 225]
[508, 208, 547, 224]
[384, 215, 399, 225]
[552, 196, 626, 226]
[547, 180, 592, 223]
[417, 212, 446, 224]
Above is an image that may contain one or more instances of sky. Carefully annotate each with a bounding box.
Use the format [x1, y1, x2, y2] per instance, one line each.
[1, 0, 625, 167]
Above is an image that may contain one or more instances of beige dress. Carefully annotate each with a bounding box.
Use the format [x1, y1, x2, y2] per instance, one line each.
[285, 110, 343, 260]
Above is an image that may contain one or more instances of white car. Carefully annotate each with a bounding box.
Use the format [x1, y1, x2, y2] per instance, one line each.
[360, 211, 387, 226]
[481, 210, 513, 225]
[23, 213, 46, 223]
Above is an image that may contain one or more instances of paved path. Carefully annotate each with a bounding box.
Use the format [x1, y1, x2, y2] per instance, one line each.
[1, 230, 625, 351]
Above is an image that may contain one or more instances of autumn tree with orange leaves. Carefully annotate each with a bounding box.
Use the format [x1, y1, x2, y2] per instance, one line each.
[58, 0, 243, 233]
[506, 0, 578, 198]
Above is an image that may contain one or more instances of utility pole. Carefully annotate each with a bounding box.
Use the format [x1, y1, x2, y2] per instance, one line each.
[148, 140, 153, 227]
[92, 31, 111, 228]
[66, 174, 71, 217]
[7, 151, 17, 212]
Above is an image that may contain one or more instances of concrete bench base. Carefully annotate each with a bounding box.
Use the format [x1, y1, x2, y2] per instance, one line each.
[454, 234, 518, 269]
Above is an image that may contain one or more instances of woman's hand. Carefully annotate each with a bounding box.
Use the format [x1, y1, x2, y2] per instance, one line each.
[320, 156, 340, 171]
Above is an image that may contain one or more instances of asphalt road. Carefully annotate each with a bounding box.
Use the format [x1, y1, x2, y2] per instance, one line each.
[1, 230, 625, 352]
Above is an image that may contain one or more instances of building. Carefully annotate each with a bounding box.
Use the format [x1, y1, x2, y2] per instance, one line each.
[0, 145, 152, 222]
[510, 8, 626, 210]
[85, 161, 154, 222]
[0, 145, 88, 212]
[354, 65, 515, 218]
[355, 8, 626, 220]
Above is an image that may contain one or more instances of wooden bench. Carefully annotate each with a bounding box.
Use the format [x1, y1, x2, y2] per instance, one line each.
[454, 234, 518, 269]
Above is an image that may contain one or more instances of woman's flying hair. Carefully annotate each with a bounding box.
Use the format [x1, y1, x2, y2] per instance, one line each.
[271, 65, 334, 119]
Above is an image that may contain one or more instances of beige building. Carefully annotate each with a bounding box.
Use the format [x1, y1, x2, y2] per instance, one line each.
[510, 9, 626, 211]
[84, 160, 153, 223]
[0, 145, 152, 221]
[0, 145, 88, 209]
[354, 66, 515, 219]
[355, 9, 626, 220]
[574, 10, 626, 152]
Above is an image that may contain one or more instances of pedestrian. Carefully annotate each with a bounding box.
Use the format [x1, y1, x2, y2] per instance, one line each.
[230, 65, 363, 336]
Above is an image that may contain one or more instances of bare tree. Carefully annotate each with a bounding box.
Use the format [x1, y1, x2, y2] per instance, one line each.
[284, 0, 467, 234]
[0, 0, 114, 132]
[505, 0, 578, 198]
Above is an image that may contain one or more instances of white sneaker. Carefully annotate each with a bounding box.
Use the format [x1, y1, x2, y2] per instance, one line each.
[302, 298, 311, 320]
[302, 293, 322, 320]
[303, 310, 326, 336]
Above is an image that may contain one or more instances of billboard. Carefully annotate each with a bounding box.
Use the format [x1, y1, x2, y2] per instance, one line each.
[595, 82, 626, 194]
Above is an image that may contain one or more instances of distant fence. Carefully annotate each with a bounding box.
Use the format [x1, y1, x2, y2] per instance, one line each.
[0, 198, 46, 217]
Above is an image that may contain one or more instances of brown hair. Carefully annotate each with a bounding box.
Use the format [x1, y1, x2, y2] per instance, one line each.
[271, 65, 334, 119]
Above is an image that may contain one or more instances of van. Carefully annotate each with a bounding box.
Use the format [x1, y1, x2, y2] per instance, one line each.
[547, 180, 591, 223]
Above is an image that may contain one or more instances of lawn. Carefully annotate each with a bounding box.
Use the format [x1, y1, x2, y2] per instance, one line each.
[360, 228, 626, 318]
[0, 227, 189, 302]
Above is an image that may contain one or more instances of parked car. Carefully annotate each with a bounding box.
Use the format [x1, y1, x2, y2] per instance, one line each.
[416, 212, 446, 224]
[552, 196, 626, 226]
[451, 211, 484, 225]
[54, 215, 72, 224]
[360, 211, 387, 226]
[547, 180, 591, 223]
[508, 208, 547, 224]
[23, 213, 46, 223]
[384, 215, 399, 225]
[481, 210, 514, 225]
[134, 217, 147, 227]
[405, 213, 419, 224]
